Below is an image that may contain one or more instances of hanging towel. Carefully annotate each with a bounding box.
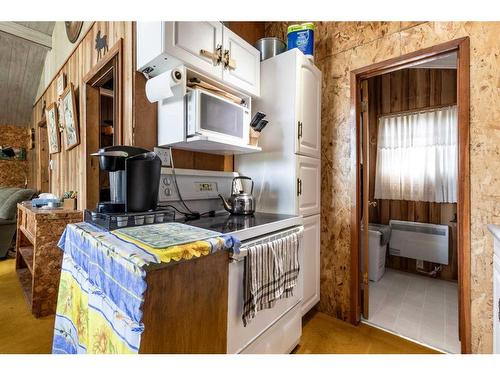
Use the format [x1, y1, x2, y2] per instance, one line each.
[242, 230, 301, 326]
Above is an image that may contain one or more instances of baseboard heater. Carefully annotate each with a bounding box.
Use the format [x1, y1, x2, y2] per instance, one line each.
[389, 220, 449, 265]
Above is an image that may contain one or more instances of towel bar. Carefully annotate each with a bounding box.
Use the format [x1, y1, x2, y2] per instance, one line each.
[230, 225, 304, 262]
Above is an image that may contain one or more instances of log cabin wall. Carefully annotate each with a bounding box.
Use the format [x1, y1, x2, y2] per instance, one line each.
[366, 68, 458, 281]
[31, 22, 265, 208]
[0, 124, 30, 188]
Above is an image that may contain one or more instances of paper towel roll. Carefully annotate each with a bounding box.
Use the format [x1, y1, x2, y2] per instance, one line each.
[145, 68, 183, 103]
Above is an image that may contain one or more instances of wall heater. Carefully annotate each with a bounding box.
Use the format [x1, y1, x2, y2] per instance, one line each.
[389, 220, 449, 265]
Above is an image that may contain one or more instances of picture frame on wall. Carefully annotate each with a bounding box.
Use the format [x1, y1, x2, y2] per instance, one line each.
[56, 73, 66, 96]
[45, 102, 60, 154]
[61, 83, 80, 150]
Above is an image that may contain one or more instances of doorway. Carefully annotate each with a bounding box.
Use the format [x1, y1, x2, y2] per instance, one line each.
[83, 39, 123, 210]
[349, 38, 470, 353]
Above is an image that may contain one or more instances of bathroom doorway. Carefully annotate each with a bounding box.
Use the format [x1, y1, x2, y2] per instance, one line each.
[349, 38, 470, 353]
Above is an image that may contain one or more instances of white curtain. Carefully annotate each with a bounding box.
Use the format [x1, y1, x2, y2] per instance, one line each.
[374, 105, 458, 203]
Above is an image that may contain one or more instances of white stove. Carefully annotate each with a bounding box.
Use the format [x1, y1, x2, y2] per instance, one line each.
[159, 167, 304, 354]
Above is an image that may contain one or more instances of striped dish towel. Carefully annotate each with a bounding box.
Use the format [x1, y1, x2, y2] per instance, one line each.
[242, 230, 301, 326]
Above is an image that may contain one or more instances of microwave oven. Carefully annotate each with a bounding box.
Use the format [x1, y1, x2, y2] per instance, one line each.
[185, 89, 251, 145]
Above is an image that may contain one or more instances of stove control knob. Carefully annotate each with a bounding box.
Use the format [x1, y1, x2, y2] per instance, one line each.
[163, 176, 171, 185]
[164, 188, 171, 196]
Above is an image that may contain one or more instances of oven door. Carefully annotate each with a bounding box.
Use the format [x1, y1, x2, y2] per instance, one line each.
[227, 226, 304, 354]
[186, 89, 250, 144]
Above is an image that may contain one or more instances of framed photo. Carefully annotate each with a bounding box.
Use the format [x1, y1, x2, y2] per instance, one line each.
[45, 103, 60, 154]
[61, 83, 80, 150]
[56, 73, 66, 96]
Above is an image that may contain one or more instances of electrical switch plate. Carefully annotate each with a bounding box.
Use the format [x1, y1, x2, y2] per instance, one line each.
[154, 147, 171, 166]
[416, 259, 424, 269]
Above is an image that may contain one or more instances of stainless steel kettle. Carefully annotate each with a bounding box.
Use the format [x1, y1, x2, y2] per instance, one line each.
[219, 176, 255, 215]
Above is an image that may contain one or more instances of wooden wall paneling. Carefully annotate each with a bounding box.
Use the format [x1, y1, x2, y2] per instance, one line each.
[226, 22, 266, 46]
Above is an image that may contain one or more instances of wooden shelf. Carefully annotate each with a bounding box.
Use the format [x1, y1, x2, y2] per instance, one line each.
[16, 268, 33, 305]
[18, 246, 34, 275]
[19, 226, 35, 244]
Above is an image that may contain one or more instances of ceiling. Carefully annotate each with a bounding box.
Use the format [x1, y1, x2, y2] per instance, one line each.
[0, 22, 55, 126]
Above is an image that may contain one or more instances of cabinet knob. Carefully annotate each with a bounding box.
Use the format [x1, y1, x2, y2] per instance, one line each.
[298, 121, 303, 139]
[297, 178, 302, 196]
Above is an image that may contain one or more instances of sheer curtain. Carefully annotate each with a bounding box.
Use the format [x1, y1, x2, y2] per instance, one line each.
[374, 105, 458, 203]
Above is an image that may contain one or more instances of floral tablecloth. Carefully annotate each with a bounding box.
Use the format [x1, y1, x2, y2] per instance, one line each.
[52, 222, 238, 354]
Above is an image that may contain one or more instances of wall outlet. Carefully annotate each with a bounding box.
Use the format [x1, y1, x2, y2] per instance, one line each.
[416, 259, 424, 269]
[154, 147, 171, 166]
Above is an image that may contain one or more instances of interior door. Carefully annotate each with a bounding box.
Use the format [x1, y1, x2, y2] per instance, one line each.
[296, 56, 321, 158]
[360, 79, 370, 319]
[165, 22, 223, 79]
[301, 214, 321, 316]
[296, 155, 321, 217]
[221, 26, 260, 96]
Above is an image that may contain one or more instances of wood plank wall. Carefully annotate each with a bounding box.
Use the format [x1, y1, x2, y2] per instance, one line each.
[367, 68, 458, 281]
[31, 22, 265, 207]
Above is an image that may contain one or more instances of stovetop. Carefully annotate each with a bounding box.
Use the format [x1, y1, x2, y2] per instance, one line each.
[181, 212, 302, 241]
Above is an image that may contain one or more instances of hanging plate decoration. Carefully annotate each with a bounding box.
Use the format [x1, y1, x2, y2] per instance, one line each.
[65, 21, 84, 43]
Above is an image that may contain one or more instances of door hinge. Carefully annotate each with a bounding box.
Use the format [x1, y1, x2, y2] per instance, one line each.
[363, 272, 369, 285]
[298, 121, 303, 139]
[297, 178, 302, 196]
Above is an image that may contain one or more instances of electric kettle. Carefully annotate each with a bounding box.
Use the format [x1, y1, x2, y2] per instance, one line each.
[219, 176, 255, 215]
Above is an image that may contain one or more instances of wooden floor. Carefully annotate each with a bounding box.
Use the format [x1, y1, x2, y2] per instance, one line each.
[0, 257, 438, 354]
[295, 310, 439, 354]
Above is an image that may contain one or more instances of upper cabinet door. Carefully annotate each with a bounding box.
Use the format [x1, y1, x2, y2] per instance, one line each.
[221, 27, 261, 96]
[297, 155, 321, 217]
[296, 57, 321, 158]
[164, 22, 223, 78]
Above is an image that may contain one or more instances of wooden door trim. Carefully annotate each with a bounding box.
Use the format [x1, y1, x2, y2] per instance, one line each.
[83, 39, 123, 210]
[349, 37, 471, 353]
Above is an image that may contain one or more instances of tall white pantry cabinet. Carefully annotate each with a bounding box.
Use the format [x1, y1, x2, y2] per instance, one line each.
[236, 49, 322, 315]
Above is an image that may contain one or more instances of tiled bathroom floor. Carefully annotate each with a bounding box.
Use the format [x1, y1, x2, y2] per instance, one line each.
[366, 268, 460, 353]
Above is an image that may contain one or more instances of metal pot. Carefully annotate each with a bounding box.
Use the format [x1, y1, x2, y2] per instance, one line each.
[254, 37, 286, 61]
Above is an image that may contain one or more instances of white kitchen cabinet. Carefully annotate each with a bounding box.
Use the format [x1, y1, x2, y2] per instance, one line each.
[301, 214, 320, 315]
[137, 21, 260, 96]
[235, 48, 322, 316]
[297, 155, 321, 217]
[222, 27, 261, 97]
[163, 22, 223, 78]
[297, 60, 322, 158]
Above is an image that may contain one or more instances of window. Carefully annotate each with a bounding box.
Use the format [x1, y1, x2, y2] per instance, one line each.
[374, 105, 458, 203]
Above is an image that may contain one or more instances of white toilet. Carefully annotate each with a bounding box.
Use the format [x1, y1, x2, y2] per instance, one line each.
[361, 224, 390, 282]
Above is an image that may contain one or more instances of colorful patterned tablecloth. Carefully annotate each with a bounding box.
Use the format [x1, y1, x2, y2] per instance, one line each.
[52, 222, 238, 354]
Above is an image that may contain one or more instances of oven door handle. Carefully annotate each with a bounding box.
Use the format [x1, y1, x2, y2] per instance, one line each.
[229, 226, 304, 262]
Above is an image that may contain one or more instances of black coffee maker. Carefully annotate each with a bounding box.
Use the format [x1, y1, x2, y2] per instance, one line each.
[91, 146, 161, 213]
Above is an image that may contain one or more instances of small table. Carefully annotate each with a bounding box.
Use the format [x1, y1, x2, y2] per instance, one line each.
[15, 202, 82, 317]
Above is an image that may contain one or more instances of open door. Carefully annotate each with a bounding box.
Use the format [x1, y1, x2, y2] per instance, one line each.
[360, 79, 370, 319]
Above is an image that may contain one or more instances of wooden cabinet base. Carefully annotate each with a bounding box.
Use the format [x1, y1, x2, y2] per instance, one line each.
[139, 251, 229, 353]
[15, 202, 82, 317]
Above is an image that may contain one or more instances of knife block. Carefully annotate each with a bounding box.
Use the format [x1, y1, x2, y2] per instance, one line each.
[249, 129, 260, 146]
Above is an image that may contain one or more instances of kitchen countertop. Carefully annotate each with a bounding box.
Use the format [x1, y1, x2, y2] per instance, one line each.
[488, 224, 500, 242]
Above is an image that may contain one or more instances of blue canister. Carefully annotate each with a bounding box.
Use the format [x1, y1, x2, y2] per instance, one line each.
[287, 23, 315, 59]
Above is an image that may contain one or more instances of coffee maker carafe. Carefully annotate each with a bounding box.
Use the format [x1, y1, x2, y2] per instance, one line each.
[91, 146, 161, 213]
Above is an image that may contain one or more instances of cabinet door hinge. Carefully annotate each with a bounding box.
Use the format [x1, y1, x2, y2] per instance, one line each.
[363, 272, 369, 285]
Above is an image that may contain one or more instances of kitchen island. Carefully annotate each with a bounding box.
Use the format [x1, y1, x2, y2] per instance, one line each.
[52, 222, 237, 354]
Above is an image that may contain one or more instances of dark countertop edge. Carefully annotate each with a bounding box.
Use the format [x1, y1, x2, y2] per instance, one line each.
[488, 224, 500, 242]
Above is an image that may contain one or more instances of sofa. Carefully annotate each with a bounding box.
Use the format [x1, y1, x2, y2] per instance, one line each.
[0, 187, 36, 258]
